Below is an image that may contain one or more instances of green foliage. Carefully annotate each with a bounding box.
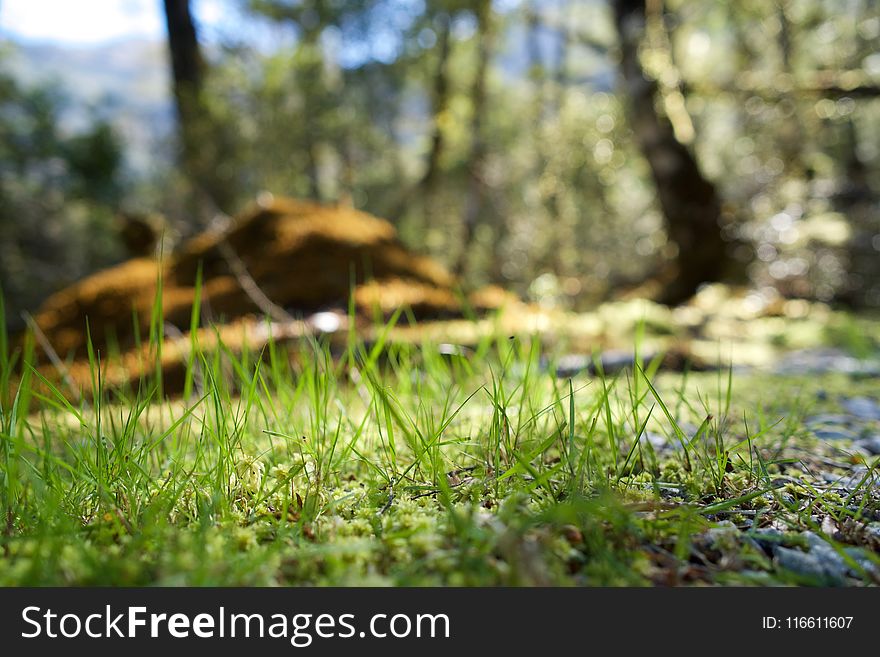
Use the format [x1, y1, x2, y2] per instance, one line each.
[0, 61, 126, 329]
[179, 0, 878, 306]
[4, 0, 880, 324]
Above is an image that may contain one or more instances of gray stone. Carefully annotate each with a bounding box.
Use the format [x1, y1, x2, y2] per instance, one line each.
[841, 397, 880, 421]
[546, 350, 664, 378]
[855, 435, 880, 455]
[773, 349, 880, 377]
[802, 531, 880, 579]
[813, 428, 858, 441]
[802, 531, 828, 551]
[551, 354, 590, 378]
[820, 470, 879, 491]
[594, 350, 643, 374]
[749, 528, 788, 548]
[805, 414, 854, 428]
[774, 546, 847, 585]
[842, 547, 880, 578]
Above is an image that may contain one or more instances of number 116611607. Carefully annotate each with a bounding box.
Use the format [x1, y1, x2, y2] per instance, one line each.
[762, 617, 853, 630]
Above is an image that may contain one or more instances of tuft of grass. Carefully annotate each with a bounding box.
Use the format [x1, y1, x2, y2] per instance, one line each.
[0, 285, 878, 586]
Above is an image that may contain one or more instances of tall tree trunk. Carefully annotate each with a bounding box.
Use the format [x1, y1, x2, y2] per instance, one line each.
[163, 0, 203, 103]
[163, 0, 236, 218]
[455, 1, 493, 277]
[613, 0, 731, 304]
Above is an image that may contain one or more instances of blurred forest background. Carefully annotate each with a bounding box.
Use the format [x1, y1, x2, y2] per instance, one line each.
[1, 0, 879, 333]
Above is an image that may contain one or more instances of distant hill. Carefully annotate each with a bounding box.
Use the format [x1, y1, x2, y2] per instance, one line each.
[2, 38, 174, 173]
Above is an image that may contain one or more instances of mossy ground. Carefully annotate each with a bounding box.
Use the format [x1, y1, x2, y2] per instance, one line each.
[2, 295, 879, 586]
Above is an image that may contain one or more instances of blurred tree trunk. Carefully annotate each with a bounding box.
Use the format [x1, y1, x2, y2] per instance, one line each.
[612, 0, 731, 304]
[423, 14, 452, 198]
[455, 1, 494, 277]
[775, 0, 806, 172]
[164, 0, 203, 98]
[163, 0, 236, 218]
[298, 24, 325, 201]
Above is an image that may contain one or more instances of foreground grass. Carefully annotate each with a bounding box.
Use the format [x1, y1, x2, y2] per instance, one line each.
[1, 307, 879, 586]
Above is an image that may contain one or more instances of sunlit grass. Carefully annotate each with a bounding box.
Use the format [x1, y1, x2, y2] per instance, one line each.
[0, 287, 878, 586]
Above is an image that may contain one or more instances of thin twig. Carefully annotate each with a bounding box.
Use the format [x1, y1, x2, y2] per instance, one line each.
[22, 311, 83, 403]
[215, 236, 294, 324]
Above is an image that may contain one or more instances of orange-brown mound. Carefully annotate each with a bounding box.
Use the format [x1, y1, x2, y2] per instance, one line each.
[25, 196, 509, 395]
[34, 198, 472, 358]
